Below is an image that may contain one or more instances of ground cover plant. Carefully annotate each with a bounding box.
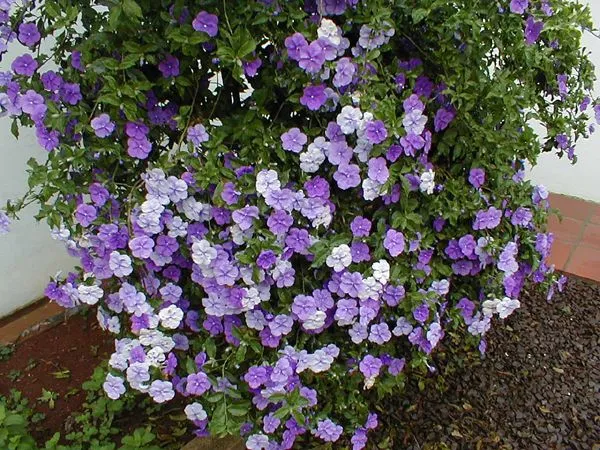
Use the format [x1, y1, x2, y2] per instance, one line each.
[0, 0, 598, 448]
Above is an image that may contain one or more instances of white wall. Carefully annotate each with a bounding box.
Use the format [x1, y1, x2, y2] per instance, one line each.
[528, 0, 600, 202]
[0, 44, 74, 319]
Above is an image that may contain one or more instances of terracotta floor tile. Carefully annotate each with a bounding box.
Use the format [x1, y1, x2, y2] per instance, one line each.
[565, 245, 600, 282]
[547, 239, 574, 271]
[547, 215, 585, 244]
[581, 223, 600, 249]
[589, 205, 600, 225]
[548, 193, 594, 222]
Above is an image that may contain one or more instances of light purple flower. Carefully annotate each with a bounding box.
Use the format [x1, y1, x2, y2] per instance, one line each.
[369, 323, 391, 344]
[129, 236, 154, 259]
[384, 229, 405, 257]
[109, 251, 133, 277]
[232, 206, 259, 231]
[91, 113, 115, 138]
[333, 164, 361, 190]
[367, 157, 389, 183]
[75, 204, 97, 227]
[468, 168, 485, 188]
[0, 212, 10, 235]
[350, 216, 371, 237]
[187, 123, 209, 147]
[359, 355, 382, 378]
[333, 57, 355, 88]
[314, 419, 343, 442]
[149, 380, 175, 403]
[192, 11, 219, 37]
[103, 374, 126, 400]
[340, 272, 364, 298]
[281, 128, 307, 153]
[510, 0, 528, 14]
[285, 32, 308, 61]
[269, 314, 293, 337]
[186, 372, 211, 396]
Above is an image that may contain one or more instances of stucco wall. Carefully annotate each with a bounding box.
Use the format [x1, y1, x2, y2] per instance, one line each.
[528, 0, 600, 202]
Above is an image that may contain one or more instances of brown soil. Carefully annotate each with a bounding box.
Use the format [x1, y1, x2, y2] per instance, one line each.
[388, 275, 600, 449]
[0, 311, 113, 441]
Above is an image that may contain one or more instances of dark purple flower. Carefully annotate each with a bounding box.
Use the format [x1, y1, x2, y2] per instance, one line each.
[510, 0, 528, 14]
[285, 32, 308, 61]
[524, 16, 544, 45]
[434, 107, 456, 131]
[192, 11, 219, 37]
[243, 58, 262, 77]
[364, 120, 388, 144]
[300, 84, 327, 111]
[12, 54, 38, 77]
[60, 83, 82, 105]
[159, 54, 180, 78]
[350, 216, 371, 237]
[18, 23, 40, 47]
[298, 41, 326, 74]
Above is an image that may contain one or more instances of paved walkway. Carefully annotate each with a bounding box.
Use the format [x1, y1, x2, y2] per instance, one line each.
[0, 193, 598, 344]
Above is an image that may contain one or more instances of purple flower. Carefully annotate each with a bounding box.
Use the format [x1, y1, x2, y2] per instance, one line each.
[304, 176, 330, 199]
[413, 303, 429, 323]
[18, 23, 40, 47]
[510, 0, 528, 14]
[265, 188, 295, 211]
[75, 204, 97, 227]
[269, 314, 293, 337]
[192, 11, 219, 37]
[285, 228, 311, 253]
[364, 120, 388, 144]
[333, 164, 361, 190]
[557, 74, 568, 97]
[383, 229, 405, 257]
[281, 128, 307, 153]
[434, 107, 455, 131]
[300, 84, 327, 111]
[244, 366, 268, 389]
[367, 157, 389, 183]
[292, 295, 317, 321]
[0, 212, 10, 235]
[19, 89, 45, 116]
[327, 140, 353, 166]
[351, 242, 371, 263]
[524, 16, 544, 45]
[243, 57, 262, 77]
[12, 54, 38, 77]
[298, 41, 326, 73]
[127, 137, 152, 159]
[473, 207, 502, 230]
[159, 54, 180, 78]
[359, 355, 382, 378]
[285, 32, 308, 61]
[350, 216, 371, 237]
[91, 114, 115, 138]
[267, 210, 293, 235]
[186, 372, 211, 396]
[468, 168, 485, 188]
[511, 207, 533, 227]
[257, 250, 277, 269]
[60, 83, 82, 105]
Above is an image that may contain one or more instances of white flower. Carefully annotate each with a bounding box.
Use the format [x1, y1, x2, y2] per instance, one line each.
[359, 276, 382, 300]
[158, 305, 184, 329]
[50, 225, 70, 241]
[497, 297, 521, 319]
[241, 287, 261, 310]
[146, 346, 167, 367]
[299, 145, 326, 173]
[139, 329, 164, 347]
[362, 178, 383, 201]
[336, 105, 363, 134]
[77, 284, 104, 305]
[256, 169, 280, 195]
[141, 198, 164, 216]
[191, 239, 217, 266]
[307, 349, 334, 373]
[326, 244, 352, 272]
[482, 299, 500, 317]
[372, 260, 390, 284]
[318, 18, 341, 45]
[419, 169, 436, 195]
[179, 198, 210, 222]
[302, 311, 327, 330]
[246, 434, 270, 450]
[245, 309, 267, 331]
[184, 402, 208, 421]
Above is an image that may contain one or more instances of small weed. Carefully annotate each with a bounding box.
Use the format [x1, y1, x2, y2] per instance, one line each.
[37, 389, 58, 409]
[52, 369, 71, 379]
[8, 369, 21, 382]
[0, 344, 14, 361]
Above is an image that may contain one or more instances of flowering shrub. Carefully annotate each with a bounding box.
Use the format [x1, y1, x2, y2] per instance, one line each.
[0, 0, 597, 448]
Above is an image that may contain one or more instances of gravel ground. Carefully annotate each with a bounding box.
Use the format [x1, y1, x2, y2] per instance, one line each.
[385, 276, 600, 449]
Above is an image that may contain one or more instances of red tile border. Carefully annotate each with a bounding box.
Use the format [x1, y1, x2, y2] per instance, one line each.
[547, 215, 585, 244]
[549, 193, 594, 222]
[547, 239, 575, 271]
[565, 245, 600, 282]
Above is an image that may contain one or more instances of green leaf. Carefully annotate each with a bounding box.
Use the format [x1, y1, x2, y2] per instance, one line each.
[122, 0, 142, 19]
